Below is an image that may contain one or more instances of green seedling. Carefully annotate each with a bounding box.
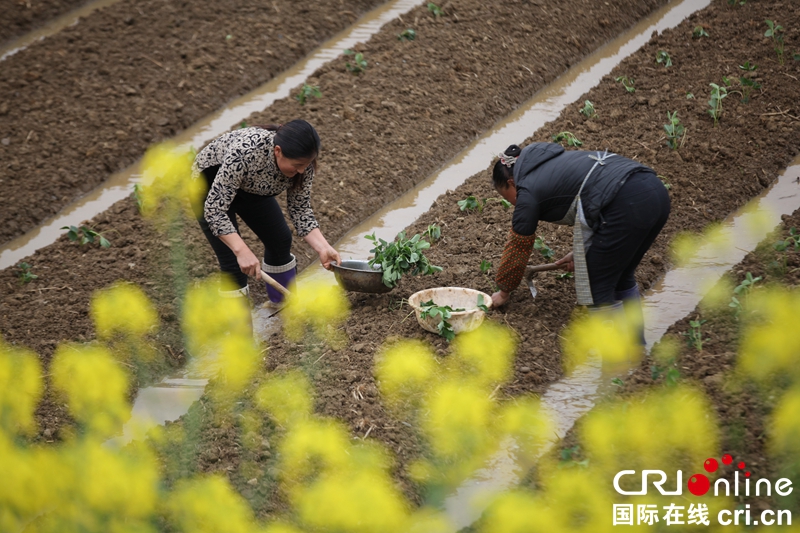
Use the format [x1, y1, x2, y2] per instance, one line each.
[681, 319, 709, 352]
[692, 26, 709, 39]
[239, 120, 248, 129]
[656, 50, 673, 67]
[773, 228, 799, 274]
[557, 272, 574, 280]
[707, 82, 727, 127]
[427, 2, 443, 17]
[559, 445, 589, 469]
[132, 183, 144, 211]
[343, 49, 367, 73]
[686, 92, 694, 99]
[457, 196, 511, 212]
[729, 271, 763, 317]
[552, 131, 582, 147]
[579, 100, 597, 118]
[61, 225, 111, 248]
[615, 76, 635, 93]
[295, 83, 322, 105]
[398, 28, 416, 41]
[663, 111, 685, 150]
[794, 52, 800, 61]
[423, 224, 441, 242]
[534, 236, 554, 261]
[479, 259, 492, 274]
[764, 20, 785, 65]
[651, 358, 681, 386]
[16, 262, 38, 284]
[737, 63, 760, 103]
[366, 231, 442, 288]
[727, 0, 746, 5]
[658, 175, 672, 190]
[611, 377, 625, 387]
[419, 299, 463, 341]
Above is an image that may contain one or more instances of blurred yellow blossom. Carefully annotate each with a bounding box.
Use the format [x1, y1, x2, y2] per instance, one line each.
[165, 475, 259, 533]
[561, 308, 641, 373]
[138, 142, 198, 218]
[255, 370, 314, 427]
[0, 339, 42, 435]
[282, 278, 349, 344]
[449, 322, 516, 388]
[496, 396, 552, 464]
[670, 231, 703, 268]
[375, 340, 438, 408]
[739, 288, 800, 381]
[769, 385, 800, 458]
[91, 282, 158, 339]
[183, 275, 253, 354]
[279, 418, 352, 487]
[50, 344, 130, 437]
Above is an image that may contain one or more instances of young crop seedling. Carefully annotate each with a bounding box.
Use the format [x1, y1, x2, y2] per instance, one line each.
[651, 357, 681, 387]
[16, 262, 38, 284]
[773, 227, 800, 274]
[707, 82, 727, 127]
[61, 225, 111, 248]
[295, 83, 322, 105]
[656, 50, 673, 68]
[343, 50, 367, 73]
[239, 120, 248, 129]
[727, 0, 746, 5]
[764, 20, 785, 65]
[615, 76, 635, 93]
[729, 271, 763, 317]
[692, 26, 709, 39]
[480, 259, 492, 274]
[457, 196, 511, 213]
[132, 183, 144, 212]
[552, 131, 583, 147]
[534, 236, 555, 261]
[427, 2, 443, 17]
[663, 111, 684, 150]
[366, 231, 442, 288]
[658, 175, 673, 190]
[397, 28, 416, 41]
[579, 100, 597, 118]
[737, 62, 760, 103]
[423, 224, 441, 242]
[681, 319, 709, 352]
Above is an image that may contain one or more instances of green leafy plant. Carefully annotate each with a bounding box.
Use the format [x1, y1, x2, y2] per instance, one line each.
[663, 111, 685, 150]
[559, 445, 589, 469]
[611, 377, 625, 387]
[427, 2, 443, 17]
[398, 28, 416, 41]
[239, 120, 248, 129]
[422, 224, 441, 242]
[534, 236, 554, 261]
[419, 300, 462, 341]
[656, 50, 673, 67]
[727, 0, 746, 5]
[579, 100, 597, 118]
[61, 225, 111, 248]
[707, 82, 727, 127]
[295, 83, 322, 105]
[681, 319, 708, 352]
[132, 183, 144, 212]
[366, 231, 442, 288]
[552, 131, 582, 147]
[16, 262, 38, 284]
[658, 175, 672, 190]
[557, 272, 574, 280]
[692, 26, 709, 39]
[729, 271, 763, 317]
[764, 20, 785, 65]
[773, 227, 799, 274]
[343, 50, 367, 73]
[615, 76, 635, 93]
[480, 259, 492, 274]
[686, 92, 694, 99]
[457, 196, 511, 212]
[737, 62, 761, 103]
[651, 357, 681, 386]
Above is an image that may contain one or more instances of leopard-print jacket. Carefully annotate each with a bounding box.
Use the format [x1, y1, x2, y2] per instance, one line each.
[192, 127, 319, 237]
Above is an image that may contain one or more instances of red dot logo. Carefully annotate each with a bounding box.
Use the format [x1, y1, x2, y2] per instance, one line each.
[745, 471, 751, 478]
[722, 454, 733, 465]
[704, 458, 719, 473]
[688, 474, 710, 496]
[738, 461, 746, 470]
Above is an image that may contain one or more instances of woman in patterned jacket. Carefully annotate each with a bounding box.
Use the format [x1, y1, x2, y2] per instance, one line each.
[489, 142, 670, 345]
[193, 119, 340, 305]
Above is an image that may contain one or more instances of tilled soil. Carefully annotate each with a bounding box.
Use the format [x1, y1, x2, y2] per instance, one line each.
[0, 0, 87, 45]
[2, 0, 800, 519]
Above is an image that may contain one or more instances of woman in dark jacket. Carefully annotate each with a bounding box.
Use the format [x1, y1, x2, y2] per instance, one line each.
[490, 142, 670, 343]
[193, 119, 340, 304]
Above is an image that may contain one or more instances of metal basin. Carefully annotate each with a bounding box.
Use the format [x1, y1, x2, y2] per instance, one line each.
[331, 260, 392, 293]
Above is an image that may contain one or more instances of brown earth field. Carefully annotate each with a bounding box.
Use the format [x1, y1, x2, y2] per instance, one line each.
[2, 0, 800, 520]
[1, 0, 87, 45]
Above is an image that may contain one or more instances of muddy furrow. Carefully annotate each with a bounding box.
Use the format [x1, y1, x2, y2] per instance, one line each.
[0, 0, 88, 45]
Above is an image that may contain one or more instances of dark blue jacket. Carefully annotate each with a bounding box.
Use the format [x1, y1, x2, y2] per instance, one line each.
[511, 143, 652, 235]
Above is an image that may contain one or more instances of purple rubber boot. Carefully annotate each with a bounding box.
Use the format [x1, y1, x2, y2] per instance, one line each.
[262, 254, 297, 305]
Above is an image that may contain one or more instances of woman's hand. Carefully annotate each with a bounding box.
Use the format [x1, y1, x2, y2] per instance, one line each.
[219, 233, 261, 277]
[555, 251, 574, 272]
[491, 290, 511, 307]
[304, 228, 341, 270]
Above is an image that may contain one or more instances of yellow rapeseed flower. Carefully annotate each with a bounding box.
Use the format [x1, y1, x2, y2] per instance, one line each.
[769, 385, 800, 458]
[138, 142, 197, 219]
[50, 344, 130, 437]
[183, 275, 253, 354]
[374, 340, 437, 408]
[448, 322, 516, 388]
[561, 308, 640, 373]
[255, 370, 313, 427]
[165, 475, 259, 533]
[91, 282, 158, 340]
[496, 396, 552, 465]
[739, 288, 800, 381]
[0, 340, 42, 435]
[282, 278, 349, 344]
[207, 335, 260, 401]
[279, 418, 352, 487]
[480, 491, 559, 533]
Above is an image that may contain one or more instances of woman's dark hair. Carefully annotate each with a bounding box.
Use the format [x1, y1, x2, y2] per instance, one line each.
[492, 144, 522, 189]
[259, 119, 321, 189]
